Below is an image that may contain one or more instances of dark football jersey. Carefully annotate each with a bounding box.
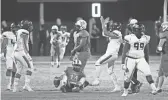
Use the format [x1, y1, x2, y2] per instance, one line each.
[65, 67, 85, 84]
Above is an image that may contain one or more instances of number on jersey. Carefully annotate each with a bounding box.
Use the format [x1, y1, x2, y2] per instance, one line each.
[70, 74, 78, 81]
[134, 42, 145, 50]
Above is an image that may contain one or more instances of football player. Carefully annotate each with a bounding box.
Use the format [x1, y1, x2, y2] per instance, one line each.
[1, 23, 17, 90]
[53, 59, 89, 93]
[50, 25, 62, 67]
[70, 19, 91, 72]
[12, 20, 35, 92]
[59, 25, 70, 61]
[121, 23, 157, 96]
[91, 16, 122, 92]
[125, 19, 143, 94]
[155, 22, 168, 93]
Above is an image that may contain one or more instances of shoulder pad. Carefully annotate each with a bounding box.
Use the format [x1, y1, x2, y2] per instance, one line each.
[112, 30, 122, 37]
[124, 34, 132, 43]
[79, 30, 89, 37]
[18, 29, 29, 35]
[144, 35, 150, 43]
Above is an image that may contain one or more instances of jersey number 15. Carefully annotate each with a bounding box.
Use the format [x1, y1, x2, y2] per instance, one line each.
[134, 43, 145, 50]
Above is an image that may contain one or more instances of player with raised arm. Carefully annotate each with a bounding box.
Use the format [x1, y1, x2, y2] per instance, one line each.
[53, 59, 89, 93]
[12, 20, 35, 92]
[1, 23, 18, 90]
[70, 19, 91, 73]
[121, 23, 157, 96]
[50, 25, 62, 67]
[91, 16, 122, 92]
[155, 22, 168, 93]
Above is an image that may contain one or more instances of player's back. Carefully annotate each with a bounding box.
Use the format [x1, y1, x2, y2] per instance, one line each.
[106, 30, 122, 54]
[2, 31, 16, 51]
[15, 29, 29, 51]
[125, 34, 150, 58]
[65, 67, 85, 84]
[75, 30, 90, 52]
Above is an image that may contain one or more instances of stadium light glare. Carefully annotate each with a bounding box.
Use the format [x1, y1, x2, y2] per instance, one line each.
[92, 3, 101, 17]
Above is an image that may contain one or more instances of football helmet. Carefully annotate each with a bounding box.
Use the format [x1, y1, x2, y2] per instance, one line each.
[72, 58, 82, 72]
[10, 23, 19, 32]
[20, 20, 32, 30]
[60, 25, 67, 32]
[53, 76, 61, 88]
[132, 23, 143, 38]
[75, 19, 87, 30]
[129, 19, 138, 25]
[112, 22, 122, 31]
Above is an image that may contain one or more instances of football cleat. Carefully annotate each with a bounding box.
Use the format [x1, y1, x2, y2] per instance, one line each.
[60, 85, 67, 93]
[23, 85, 33, 92]
[6, 84, 12, 90]
[111, 86, 121, 92]
[91, 79, 100, 86]
[151, 90, 157, 95]
[121, 89, 129, 97]
[51, 62, 54, 67]
[72, 87, 80, 92]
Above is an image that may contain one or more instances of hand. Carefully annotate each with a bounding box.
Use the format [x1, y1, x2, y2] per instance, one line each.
[156, 47, 162, 53]
[121, 64, 127, 71]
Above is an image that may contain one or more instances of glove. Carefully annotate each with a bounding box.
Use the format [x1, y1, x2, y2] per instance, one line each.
[156, 46, 162, 54]
[121, 64, 127, 71]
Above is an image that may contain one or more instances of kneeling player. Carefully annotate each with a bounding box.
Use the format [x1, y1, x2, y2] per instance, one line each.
[53, 59, 89, 93]
[121, 23, 157, 96]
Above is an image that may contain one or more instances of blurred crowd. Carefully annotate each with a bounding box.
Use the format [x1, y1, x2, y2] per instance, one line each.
[1, 17, 102, 56]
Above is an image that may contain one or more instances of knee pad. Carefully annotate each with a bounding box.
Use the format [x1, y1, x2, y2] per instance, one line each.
[26, 70, 32, 76]
[6, 69, 12, 76]
[15, 73, 21, 79]
[146, 75, 154, 84]
[53, 76, 61, 88]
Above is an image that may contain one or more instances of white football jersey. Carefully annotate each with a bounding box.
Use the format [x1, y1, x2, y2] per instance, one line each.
[105, 30, 122, 55]
[2, 31, 16, 52]
[124, 34, 150, 58]
[15, 29, 29, 51]
[61, 31, 70, 44]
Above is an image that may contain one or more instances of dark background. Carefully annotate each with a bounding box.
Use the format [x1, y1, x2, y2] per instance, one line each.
[1, 0, 166, 56]
[2, 0, 164, 22]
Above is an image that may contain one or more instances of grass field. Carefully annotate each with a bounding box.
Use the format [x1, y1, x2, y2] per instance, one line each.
[1, 56, 168, 100]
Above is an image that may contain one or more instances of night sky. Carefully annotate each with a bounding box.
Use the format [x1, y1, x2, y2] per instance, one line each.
[1, 0, 165, 22]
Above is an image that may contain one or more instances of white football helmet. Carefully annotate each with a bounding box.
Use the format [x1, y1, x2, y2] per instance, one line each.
[129, 19, 138, 25]
[75, 19, 87, 30]
[51, 25, 58, 30]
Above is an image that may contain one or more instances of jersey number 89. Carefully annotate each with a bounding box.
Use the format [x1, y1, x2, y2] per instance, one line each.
[134, 42, 145, 50]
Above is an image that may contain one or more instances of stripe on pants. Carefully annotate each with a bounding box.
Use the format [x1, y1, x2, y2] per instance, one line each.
[100, 55, 112, 64]
[22, 56, 31, 68]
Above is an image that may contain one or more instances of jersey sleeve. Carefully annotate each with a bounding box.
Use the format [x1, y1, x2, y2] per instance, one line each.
[124, 35, 131, 43]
